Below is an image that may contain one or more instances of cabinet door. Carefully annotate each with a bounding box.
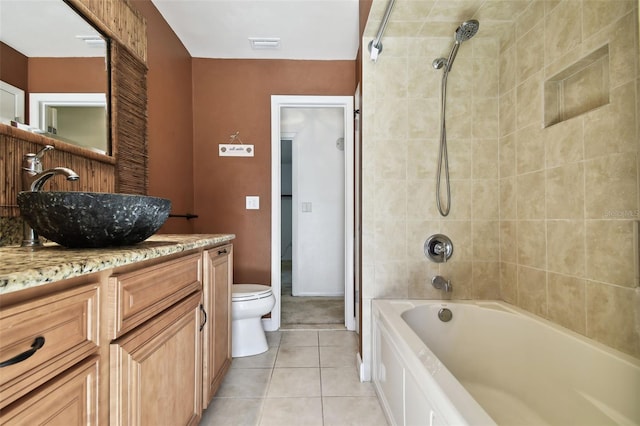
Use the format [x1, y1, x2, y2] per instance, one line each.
[0, 356, 99, 426]
[202, 244, 232, 407]
[110, 292, 202, 426]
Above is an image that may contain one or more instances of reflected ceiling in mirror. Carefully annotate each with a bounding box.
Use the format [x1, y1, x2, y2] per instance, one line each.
[0, 0, 110, 155]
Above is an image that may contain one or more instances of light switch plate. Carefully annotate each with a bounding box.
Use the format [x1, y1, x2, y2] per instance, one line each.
[246, 196, 260, 210]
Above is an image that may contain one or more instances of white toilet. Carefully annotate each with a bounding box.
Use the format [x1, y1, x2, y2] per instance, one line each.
[231, 284, 275, 357]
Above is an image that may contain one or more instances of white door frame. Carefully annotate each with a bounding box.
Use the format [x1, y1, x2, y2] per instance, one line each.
[268, 95, 355, 331]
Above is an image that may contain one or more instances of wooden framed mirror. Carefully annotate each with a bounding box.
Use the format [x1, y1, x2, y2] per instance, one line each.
[0, 0, 148, 218]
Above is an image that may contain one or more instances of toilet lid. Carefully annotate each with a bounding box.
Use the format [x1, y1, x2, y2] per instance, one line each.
[232, 284, 273, 301]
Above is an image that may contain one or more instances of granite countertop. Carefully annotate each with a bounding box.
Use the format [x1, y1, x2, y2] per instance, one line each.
[0, 234, 235, 295]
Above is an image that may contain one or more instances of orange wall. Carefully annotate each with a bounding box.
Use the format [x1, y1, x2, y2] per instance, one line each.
[0, 42, 28, 91]
[28, 57, 106, 93]
[134, 0, 195, 233]
[191, 59, 356, 284]
[359, 0, 373, 37]
[358, 0, 373, 79]
[1, 45, 105, 126]
[131, 1, 358, 282]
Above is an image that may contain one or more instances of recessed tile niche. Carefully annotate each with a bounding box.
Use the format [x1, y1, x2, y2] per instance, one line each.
[544, 45, 610, 127]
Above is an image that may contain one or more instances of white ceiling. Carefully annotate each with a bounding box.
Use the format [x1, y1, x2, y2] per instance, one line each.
[0, 1, 105, 57]
[153, 0, 533, 61]
[0, 0, 535, 61]
[150, 0, 361, 60]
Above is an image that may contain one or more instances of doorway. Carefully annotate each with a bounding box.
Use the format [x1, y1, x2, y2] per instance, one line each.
[268, 95, 355, 331]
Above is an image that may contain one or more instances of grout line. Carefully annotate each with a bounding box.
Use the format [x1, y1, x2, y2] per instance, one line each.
[319, 346, 326, 425]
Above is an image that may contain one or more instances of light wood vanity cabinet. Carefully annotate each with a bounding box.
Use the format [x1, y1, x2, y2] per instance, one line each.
[0, 239, 234, 426]
[202, 244, 233, 407]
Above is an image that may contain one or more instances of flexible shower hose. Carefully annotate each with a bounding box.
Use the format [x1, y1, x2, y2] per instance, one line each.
[436, 69, 451, 217]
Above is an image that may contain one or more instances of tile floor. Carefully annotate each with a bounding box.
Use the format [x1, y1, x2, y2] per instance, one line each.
[199, 330, 389, 426]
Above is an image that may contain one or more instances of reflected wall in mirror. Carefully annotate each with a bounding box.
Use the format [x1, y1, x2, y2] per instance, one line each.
[0, 0, 110, 154]
[29, 92, 108, 154]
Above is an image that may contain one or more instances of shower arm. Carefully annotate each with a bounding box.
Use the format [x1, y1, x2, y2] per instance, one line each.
[368, 0, 396, 62]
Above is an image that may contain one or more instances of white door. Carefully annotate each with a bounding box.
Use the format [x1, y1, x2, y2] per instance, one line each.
[269, 95, 355, 331]
[284, 107, 345, 297]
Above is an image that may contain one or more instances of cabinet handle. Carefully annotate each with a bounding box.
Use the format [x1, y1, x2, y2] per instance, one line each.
[0, 336, 45, 368]
[217, 248, 228, 255]
[199, 304, 207, 332]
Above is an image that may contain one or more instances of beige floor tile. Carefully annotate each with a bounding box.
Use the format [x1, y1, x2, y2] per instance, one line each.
[200, 398, 263, 426]
[275, 346, 320, 368]
[321, 367, 376, 397]
[259, 397, 323, 426]
[322, 396, 389, 426]
[319, 330, 358, 347]
[200, 330, 388, 426]
[267, 367, 321, 397]
[232, 347, 278, 369]
[215, 368, 272, 398]
[280, 330, 319, 347]
[266, 331, 282, 347]
[320, 346, 357, 368]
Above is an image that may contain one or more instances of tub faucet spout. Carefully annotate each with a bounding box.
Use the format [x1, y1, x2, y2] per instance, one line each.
[432, 275, 452, 292]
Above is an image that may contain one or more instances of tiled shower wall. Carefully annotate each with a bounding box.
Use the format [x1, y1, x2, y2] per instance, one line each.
[498, 1, 639, 357]
[361, 0, 639, 369]
[362, 33, 501, 300]
[361, 15, 503, 377]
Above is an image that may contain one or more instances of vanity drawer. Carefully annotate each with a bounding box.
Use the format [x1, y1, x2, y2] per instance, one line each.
[109, 253, 202, 339]
[0, 283, 99, 409]
[0, 356, 99, 425]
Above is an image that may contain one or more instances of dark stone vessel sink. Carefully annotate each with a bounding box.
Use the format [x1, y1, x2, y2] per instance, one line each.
[17, 192, 171, 248]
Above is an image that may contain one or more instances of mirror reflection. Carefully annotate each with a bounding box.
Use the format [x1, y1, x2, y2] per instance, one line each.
[0, 0, 110, 155]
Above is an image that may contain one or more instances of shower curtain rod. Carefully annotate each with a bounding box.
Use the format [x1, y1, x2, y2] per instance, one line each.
[368, 0, 396, 62]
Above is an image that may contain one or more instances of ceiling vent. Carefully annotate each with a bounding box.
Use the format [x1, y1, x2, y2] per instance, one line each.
[75, 35, 105, 48]
[249, 37, 281, 50]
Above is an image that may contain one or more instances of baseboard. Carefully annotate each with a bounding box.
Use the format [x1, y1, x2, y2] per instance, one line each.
[356, 352, 367, 382]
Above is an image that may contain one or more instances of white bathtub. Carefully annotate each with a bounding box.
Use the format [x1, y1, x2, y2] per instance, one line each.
[372, 299, 640, 426]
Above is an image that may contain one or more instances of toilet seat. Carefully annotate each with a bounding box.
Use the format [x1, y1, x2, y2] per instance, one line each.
[232, 284, 273, 302]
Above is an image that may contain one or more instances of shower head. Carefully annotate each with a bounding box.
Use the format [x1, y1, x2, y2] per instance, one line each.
[455, 20, 479, 43]
[434, 19, 480, 73]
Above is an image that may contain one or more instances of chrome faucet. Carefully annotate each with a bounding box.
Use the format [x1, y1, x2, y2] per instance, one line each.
[432, 275, 452, 293]
[21, 145, 80, 247]
[22, 145, 80, 191]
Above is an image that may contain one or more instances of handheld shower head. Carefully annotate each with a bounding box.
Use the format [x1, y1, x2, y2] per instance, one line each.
[433, 19, 480, 216]
[439, 19, 480, 72]
[455, 20, 479, 43]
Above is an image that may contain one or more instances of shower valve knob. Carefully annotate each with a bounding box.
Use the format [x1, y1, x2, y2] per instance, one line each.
[424, 234, 453, 263]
